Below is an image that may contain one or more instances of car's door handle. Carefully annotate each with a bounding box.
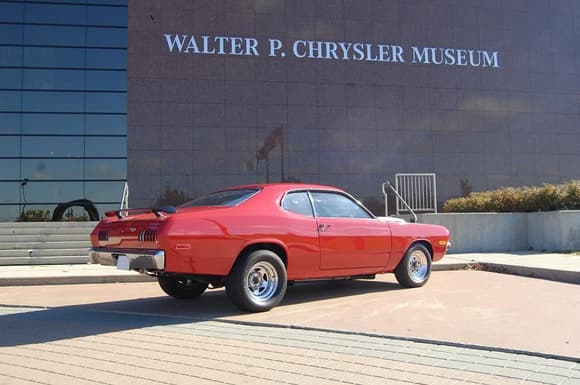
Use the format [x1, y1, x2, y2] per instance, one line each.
[318, 224, 331, 232]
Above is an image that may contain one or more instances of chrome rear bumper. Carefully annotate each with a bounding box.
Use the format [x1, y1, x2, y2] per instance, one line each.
[89, 248, 165, 271]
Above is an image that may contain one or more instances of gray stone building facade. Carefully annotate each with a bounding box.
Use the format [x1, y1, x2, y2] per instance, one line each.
[128, 0, 580, 212]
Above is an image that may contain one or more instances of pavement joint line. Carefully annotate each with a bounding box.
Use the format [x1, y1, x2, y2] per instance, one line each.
[210, 318, 580, 364]
[2, 303, 578, 367]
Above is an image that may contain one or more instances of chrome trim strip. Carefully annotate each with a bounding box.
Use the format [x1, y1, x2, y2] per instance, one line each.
[89, 248, 165, 270]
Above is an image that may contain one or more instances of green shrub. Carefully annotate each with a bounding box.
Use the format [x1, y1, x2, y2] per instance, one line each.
[19, 209, 51, 222]
[443, 180, 580, 213]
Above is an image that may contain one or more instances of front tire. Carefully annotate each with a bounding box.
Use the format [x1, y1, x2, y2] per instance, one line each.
[395, 244, 432, 288]
[158, 276, 209, 299]
[226, 249, 287, 312]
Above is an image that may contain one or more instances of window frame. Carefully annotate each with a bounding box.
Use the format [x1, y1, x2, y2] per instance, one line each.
[308, 190, 375, 219]
[281, 189, 375, 219]
[179, 188, 260, 208]
[281, 190, 315, 217]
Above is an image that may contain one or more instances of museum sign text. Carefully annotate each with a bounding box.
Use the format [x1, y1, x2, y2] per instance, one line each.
[164, 34, 500, 68]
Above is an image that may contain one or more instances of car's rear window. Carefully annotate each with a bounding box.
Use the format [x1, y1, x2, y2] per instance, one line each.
[179, 189, 259, 208]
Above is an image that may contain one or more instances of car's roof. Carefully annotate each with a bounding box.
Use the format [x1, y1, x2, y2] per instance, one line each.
[218, 183, 345, 193]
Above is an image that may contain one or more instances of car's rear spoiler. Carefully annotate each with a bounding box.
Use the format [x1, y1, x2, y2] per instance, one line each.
[105, 206, 177, 219]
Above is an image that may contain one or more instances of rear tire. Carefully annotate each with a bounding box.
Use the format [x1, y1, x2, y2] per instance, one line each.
[395, 244, 432, 288]
[226, 249, 287, 312]
[158, 276, 208, 299]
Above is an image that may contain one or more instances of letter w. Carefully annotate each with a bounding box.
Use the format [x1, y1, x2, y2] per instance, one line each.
[164, 34, 187, 53]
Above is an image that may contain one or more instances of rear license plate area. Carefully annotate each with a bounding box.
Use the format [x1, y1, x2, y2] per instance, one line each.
[116, 255, 130, 270]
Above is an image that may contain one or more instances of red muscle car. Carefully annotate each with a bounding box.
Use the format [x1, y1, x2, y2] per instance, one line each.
[89, 183, 450, 312]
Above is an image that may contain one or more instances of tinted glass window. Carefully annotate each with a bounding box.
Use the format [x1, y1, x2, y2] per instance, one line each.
[23, 47, 85, 68]
[24, 25, 85, 46]
[93, 0, 128, 4]
[0, 136, 20, 157]
[22, 91, 84, 112]
[87, 27, 127, 47]
[22, 136, 83, 157]
[85, 181, 126, 202]
[87, 49, 126, 69]
[282, 191, 314, 217]
[86, 70, 127, 91]
[0, 3, 24, 22]
[22, 159, 83, 180]
[310, 191, 372, 219]
[0, 25, 23, 44]
[0, 0, 128, 221]
[0, 46, 23, 67]
[85, 114, 126, 135]
[87, 6, 128, 27]
[24, 3, 85, 25]
[25, 181, 83, 203]
[0, 69, 22, 89]
[0, 113, 21, 134]
[0, 91, 21, 111]
[0, 182, 19, 203]
[22, 114, 84, 135]
[85, 136, 127, 157]
[86, 92, 126, 113]
[85, 159, 126, 179]
[23, 69, 84, 90]
[180, 189, 259, 207]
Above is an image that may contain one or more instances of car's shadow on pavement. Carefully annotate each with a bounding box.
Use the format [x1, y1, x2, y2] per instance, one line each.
[0, 279, 400, 347]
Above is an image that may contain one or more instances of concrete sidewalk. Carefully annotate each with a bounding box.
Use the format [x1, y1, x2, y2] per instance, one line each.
[435, 252, 580, 284]
[0, 251, 578, 286]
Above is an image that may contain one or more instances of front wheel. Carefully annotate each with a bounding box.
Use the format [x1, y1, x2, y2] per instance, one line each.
[158, 276, 209, 299]
[226, 249, 287, 312]
[395, 244, 432, 288]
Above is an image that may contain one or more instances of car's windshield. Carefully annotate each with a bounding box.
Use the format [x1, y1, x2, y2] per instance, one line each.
[179, 189, 259, 208]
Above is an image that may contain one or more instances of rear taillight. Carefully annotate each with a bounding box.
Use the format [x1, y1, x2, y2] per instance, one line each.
[98, 231, 109, 241]
[138, 230, 158, 242]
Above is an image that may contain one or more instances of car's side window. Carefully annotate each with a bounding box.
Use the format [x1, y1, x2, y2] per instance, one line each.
[310, 191, 372, 219]
[282, 191, 314, 217]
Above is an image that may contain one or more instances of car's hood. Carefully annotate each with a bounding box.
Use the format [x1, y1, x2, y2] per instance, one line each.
[376, 216, 407, 223]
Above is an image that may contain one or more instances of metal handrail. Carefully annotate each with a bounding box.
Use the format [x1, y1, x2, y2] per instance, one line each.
[120, 181, 129, 210]
[382, 181, 418, 223]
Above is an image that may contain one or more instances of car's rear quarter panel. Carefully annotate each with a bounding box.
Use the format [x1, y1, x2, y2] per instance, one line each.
[160, 188, 322, 277]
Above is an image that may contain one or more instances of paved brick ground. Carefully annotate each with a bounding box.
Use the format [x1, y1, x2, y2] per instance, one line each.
[1, 305, 578, 385]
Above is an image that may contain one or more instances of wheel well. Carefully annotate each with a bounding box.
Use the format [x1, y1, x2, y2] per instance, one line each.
[410, 240, 433, 258]
[237, 243, 288, 268]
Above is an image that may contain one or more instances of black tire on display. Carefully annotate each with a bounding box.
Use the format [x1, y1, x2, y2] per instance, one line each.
[158, 276, 209, 299]
[394, 244, 432, 288]
[226, 249, 287, 312]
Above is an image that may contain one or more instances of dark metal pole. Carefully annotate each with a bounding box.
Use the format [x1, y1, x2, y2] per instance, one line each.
[280, 125, 285, 182]
[266, 155, 270, 183]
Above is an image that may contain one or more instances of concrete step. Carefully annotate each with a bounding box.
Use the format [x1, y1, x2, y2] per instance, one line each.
[0, 241, 90, 251]
[0, 234, 89, 243]
[0, 248, 89, 258]
[0, 222, 97, 229]
[0, 255, 89, 265]
[0, 222, 95, 265]
[0, 227, 93, 236]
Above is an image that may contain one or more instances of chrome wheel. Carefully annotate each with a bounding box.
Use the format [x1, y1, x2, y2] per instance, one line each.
[246, 261, 278, 302]
[408, 249, 429, 283]
[395, 244, 432, 288]
[226, 249, 287, 312]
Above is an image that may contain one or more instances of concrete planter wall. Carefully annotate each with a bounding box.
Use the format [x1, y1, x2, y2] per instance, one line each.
[528, 211, 580, 252]
[417, 211, 580, 253]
